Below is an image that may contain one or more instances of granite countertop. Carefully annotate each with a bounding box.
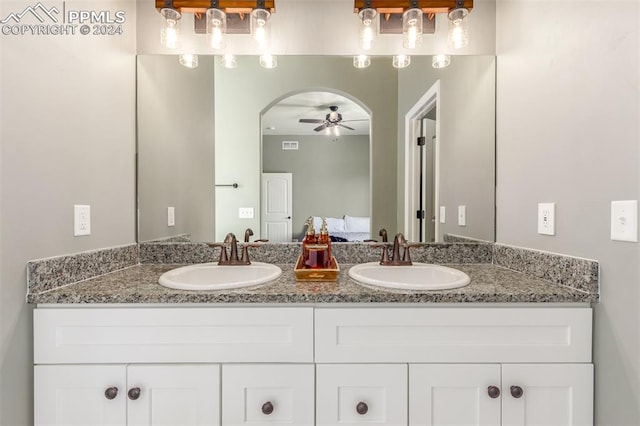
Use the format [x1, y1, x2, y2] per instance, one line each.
[28, 263, 596, 305]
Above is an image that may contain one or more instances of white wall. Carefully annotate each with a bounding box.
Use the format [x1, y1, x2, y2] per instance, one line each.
[0, 1, 137, 424]
[496, 1, 640, 423]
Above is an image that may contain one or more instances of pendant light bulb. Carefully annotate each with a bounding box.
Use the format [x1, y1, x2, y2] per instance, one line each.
[252, 8, 271, 51]
[402, 8, 423, 49]
[160, 8, 181, 49]
[358, 8, 377, 50]
[448, 7, 469, 49]
[206, 8, 227, 50]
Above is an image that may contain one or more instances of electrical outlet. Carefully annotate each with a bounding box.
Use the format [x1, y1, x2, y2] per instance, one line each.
[439, 206, 446, 224]
[611, 200, 638, 242]
[168, 207, 175, 227]
[458, 205, 466, 226]
[74, 205, 91, 236]
[538, 202, 555, 235]
[239, 207, 254, 219]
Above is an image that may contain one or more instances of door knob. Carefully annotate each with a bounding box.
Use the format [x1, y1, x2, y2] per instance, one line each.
[510, 385, 524, 399]
[487, 386, 500, 398]
[104, 387, 118, 400]
[286, 216, 291, 219]
[127, 387, 141, 400]
[356, 401, 368, 415]
[261, 401, 274, 415]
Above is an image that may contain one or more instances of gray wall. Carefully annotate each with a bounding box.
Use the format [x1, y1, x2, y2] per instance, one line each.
[215, 56, 397, 241]
[0, 1, 137, 424]
[137, 55, 216, 242]
[397, 56, 496, 241]
[496, 1, 640, 424]
[263, 135, 370, 239]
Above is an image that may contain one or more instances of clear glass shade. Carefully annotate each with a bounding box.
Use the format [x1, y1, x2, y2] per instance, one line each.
[220, 53, 238, 69]
[160, 8, 181, 49]
[392, 54, 411, 69]
[252, 9, 271, 51]
[432, 54, 451, 69]
[448, 8, 469, 49]
[179, 54, 198, 68]
[402, 8, 423, 49]
[207, 8, 227, 50]
[260, 53, 277, 69]
[353, 54, 371, 69]
[358, 8, 377, 50]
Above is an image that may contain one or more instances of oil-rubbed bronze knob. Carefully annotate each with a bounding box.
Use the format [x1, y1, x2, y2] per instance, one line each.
[356, 402, 368, 415]
[104, 387, 118, 400]
[510, 386, 524, 399]
[127, 387, 141, 400]
[487, 386, 501, 399]
[261, 401, 274, 415]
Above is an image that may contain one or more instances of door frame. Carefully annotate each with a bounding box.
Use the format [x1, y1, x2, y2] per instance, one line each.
[404, 81, 441, 242]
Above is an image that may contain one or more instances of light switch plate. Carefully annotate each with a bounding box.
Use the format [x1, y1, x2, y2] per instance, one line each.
[439, 206, 446, 224]
[538, 202, 555, 235]
[458, 205, 466, 227]
[239, 207, 254, 219]
[611, 200, 638, 242]
[167, 207, 175, 227]
[74, 204, 91, 236]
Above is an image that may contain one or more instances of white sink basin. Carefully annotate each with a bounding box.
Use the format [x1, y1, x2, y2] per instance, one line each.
[348, 262, 470, 290]
[159, 262, 282, 291]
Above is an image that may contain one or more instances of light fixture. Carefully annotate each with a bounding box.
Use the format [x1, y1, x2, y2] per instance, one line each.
[448, 0, 469, 49]
[252, 8, 271, 51]
[353, 54, 371, 69]
[402, 7, 423, 49]
[432, 54, 451, 68]
[260, 53, 277, 68]
[220, 53, 238, 68]
[358, 7, 377, 50]
[392, 54, 410, 68]
[179, 53, 199, 68]
[206, 4, 227, 50]
[160, 3, 181, 49]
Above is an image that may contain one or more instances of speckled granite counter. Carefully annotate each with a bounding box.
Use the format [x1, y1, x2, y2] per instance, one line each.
[27, 263, 596, 305]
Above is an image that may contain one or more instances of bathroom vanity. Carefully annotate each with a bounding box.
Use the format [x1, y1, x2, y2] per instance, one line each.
[30, 246, 597, 426]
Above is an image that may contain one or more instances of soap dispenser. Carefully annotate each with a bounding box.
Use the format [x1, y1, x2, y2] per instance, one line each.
[318, 218, 332, 268]
[303, 217, 317, 267]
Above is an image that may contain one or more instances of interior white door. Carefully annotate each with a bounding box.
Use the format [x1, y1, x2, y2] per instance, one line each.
[261, 172, 293, 242]
[502, 364, 594, 426]
[409, 364, 501, 425]
[127, 364, 221, 426]
[34, 365, 126, 426]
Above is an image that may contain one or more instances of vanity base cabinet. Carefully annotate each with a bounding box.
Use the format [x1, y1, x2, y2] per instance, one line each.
[409, 363, 593, 426]
[34, 364, 221, 426]
[316, 364, 407, 426]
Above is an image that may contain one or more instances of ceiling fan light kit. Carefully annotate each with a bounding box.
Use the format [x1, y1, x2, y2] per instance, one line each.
[298, 106, 368, 133]
[156, 0, 472, 69]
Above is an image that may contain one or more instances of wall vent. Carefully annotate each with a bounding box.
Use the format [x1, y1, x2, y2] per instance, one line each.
[282, 141, 299, 151]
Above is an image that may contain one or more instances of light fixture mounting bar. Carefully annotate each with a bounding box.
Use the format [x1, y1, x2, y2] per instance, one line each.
[353, 0, 472, 13]
[155, 0, 275, 13]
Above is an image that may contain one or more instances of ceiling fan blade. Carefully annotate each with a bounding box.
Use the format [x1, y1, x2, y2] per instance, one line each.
[314, 123, 329, 132]
[299, 119, 325, 123]
[341, 119, 370, 123]
[338, 124, 355, 130]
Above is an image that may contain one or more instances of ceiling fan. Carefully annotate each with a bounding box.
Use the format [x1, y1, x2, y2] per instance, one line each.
[299, 105, 367, 132]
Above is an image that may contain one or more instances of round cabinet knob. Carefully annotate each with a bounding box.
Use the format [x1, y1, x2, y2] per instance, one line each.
[104, 387, 118, 400]
[487, 386, 501, 399]
[356, 402, 369, 415]
[127, 387, 141, 400]
[510, 386, 524, 399]
[261, 401, 274, 415]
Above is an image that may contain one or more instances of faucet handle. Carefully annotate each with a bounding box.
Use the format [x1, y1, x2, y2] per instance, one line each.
[240, 243, 261, 264]
[207, 243, 228, 264]
[371, 243, 390, 264]
[401, 243, 422, 264]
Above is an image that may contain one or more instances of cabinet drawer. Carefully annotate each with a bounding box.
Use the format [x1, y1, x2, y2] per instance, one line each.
[34, 307, 313, 364]
[316, 364, 407, 426]
[222, 364, 314, 426]
[315, 307, 592, 363]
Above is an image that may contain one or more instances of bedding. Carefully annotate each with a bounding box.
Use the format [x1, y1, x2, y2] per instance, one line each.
[311, 216, 370, 242]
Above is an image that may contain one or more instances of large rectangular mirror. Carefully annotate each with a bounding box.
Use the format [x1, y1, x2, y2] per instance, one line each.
[137, 54, 495, 244]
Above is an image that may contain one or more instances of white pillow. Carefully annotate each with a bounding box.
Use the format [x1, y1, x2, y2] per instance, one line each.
[312, 216, 346, 233]
[344, 215, 370, 233]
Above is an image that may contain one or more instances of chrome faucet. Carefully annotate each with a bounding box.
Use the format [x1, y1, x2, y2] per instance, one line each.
[208, 233, 260, 265]
[374, 233, 419, 266]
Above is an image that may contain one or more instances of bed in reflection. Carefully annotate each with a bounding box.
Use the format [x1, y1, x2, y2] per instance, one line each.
[311, 215, 371, 242]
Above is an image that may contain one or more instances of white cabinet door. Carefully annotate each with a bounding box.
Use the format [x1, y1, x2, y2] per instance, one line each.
[35, 365, 126, 426]
[127, 364, 221, 426]
[316, 364, 407, 426]
[222, 364, 314, 426]
[502, 364, 593, 426]
[409, 364, 501, 426]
